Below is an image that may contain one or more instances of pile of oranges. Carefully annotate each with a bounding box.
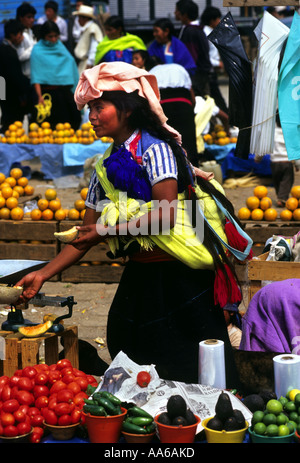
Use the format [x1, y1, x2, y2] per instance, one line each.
[238, 185, 278, 222]
[203, 124, 237, 146]
[0, 121, 113, 145]
[30, 187, 88, 222]
[279, 186, 300, 222]
[0, 167, 35, 220]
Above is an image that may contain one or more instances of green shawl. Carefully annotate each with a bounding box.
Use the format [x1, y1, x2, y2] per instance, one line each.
[95, 33, 147, 64]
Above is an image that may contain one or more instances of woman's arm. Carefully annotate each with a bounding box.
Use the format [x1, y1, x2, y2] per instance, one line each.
[34, 83, 44, 105]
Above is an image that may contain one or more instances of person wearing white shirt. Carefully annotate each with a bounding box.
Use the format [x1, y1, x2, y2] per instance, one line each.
[16, 2, 38, 77]
[37, 0, 68, 43]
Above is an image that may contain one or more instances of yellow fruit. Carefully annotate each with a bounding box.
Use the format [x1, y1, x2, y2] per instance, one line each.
[80, 188, 88, 200]
[48, 199, 61, 211]
[56, 123, 64, 131]
[291, 186, 300, 199]
[286, 197, 299, 211]
[246, 196, 260, 210]
[0, 197, 5, 208]
[37, 198, 49, 211]
[289, 389, 300, 401]
[0, 173, 6, 183]
[54, 208, 67, 221]
[254, 185, 268, 199]
[41, 121, 51, 129]
[0, 207, 10, 219]
[29, 122, 39, 132]
[5, 177, 17, 187]
[1, 186, 13, 199]
[13, 185, 24, 196]
[30, 209, 42, 221]
[217, 130, 227, 138]
[6, 196, 18, 210]
[14, 121, 23, 128]
[45, 188, 57, 201]
[68, 208, 80, 220]
[74, 199, 85, 211]
[17, 177, 28, 187]
[260, 197, 272, 211]
[54, 226, 79, 243]
[238, 207, 251, 220]
[24, 185, 34, 196]
[10, 206, 24, 220]
[280, 209, 293, 221]
[80, 209, 86, 220]
[251, 208, 264, 221]
[264, 208, 277, 222]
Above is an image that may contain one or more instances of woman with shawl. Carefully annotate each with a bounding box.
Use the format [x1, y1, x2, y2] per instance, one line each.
[30, 20, 81, 129]
[17, 62, 252, 386]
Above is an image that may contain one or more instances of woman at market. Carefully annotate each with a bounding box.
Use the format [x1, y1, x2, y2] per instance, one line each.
[94, 15, 147, 65]
[30, 20, 81, 129]
[148, 18, 196, 76]
[17, 62, 252, 387]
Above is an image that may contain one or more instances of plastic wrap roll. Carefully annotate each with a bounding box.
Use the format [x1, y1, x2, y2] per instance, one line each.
[198, 339, 226, 389]
[273, 354, 300, 398]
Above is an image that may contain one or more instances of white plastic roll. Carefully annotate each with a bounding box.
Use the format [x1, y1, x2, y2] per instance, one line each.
[198, 339, 226, 389]
[273, 354, 300, 398]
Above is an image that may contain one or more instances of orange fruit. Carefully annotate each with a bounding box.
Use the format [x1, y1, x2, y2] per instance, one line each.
[80, 209, 86, 220]
[48, 199, 61, 211]
[45, 188, 57, 201]
[0, 197, 5, 208]
[74, 199, 85, 211]
[13, 185, 24, 196]
[5, 196, 18, 209]
[10, 167, 23, 179]
[12, 190, 19, 199]
[10, 206, 24, 220]
[246, 196, 260, 210]
[0, 173, 6, 183]
[1, 186, 13, 199]
[41, 121, 51, 129]
[238, 207, 251, 220]
[292, 208, 300, 221]
[260, 197, 272, 211]
[286, 197, 299, 211]
[29, 122, 39, 132]
[54, 208, 66, 221]
[291, 186, 300, 199]
[251, 208, 264, 221]
[68, 208, 80, 220]
[24, 185, 34, 195]
[0, 182, 10, 190]
[264, 208, 277, 221]
[30, 208, 42, 221]
[41, 208, 54, 221]
[5, 177, 17, 187]
[37, 198, 49, 211]
[0, 207, 10, 219]
[254, 185, 268, 199]
[280, 209, 293, 221]
[56, 123, 64, 131]
[17, 177, 29, 187]
[80, 188, 88, 200]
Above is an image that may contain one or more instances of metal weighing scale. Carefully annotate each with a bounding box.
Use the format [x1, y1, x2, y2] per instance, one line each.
[0, 260, 77, 333]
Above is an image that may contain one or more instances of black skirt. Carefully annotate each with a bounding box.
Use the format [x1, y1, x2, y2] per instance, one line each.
[107, 259, 240, 387]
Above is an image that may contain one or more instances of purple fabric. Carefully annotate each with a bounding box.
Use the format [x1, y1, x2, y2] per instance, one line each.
[240, 279, 300, 353]
[148, 36, 196, 73]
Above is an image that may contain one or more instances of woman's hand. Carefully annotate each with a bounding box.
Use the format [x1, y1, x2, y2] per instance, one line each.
[71, 224, 107, 251]
[16, 271, 45, 303]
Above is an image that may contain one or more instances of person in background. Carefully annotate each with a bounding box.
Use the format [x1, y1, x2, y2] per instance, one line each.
[132, 49, 156, 71]
[148, 18, 196, 76]
[0, 20, 35, 131]
[67, 0, 85, 54]
[37, 0, 68, 44]
[72, 4, 103, 74]
[30, 20, 80, 129]
[200, 7, 228, 114]
[14, 3, 37, 78]
[175, 0, 211, 98]
[94, 15, 146, 65]
[270, 115, 295, 207]
[223, 303, 242, 349]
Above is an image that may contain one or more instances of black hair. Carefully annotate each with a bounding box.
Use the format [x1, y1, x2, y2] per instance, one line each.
[39, 20, 60, 38]
[132, 49, 157, 71]
[16, 2, 36, 19]
[4, 19, 23, 38]
[153, 18, 175, 38]
[104, 15, 125, 33]
[200, 7, 221, 26]
[44, 1, 58, 12]
[176, 0, 199, 21]
[99, 89, 241, 298]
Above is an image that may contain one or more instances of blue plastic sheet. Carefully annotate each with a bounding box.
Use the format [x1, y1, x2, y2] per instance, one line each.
[221, 150, 271, 179]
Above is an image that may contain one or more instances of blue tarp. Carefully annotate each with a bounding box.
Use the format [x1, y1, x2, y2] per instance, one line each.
[221, 150, 271, 179]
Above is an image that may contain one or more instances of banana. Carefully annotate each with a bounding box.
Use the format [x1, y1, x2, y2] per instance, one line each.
[54, 226, 79, 243]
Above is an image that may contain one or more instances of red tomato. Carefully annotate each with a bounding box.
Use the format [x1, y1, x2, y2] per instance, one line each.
[61, 367, 74, 376]
[27, 407, 40, 417]
[72, 368, 86, 378]
[35, 395, 49, 409]
[3, 425, 19, 437]
[54, 402, 72, 416]
[61, 374, 76, 384]
[14, 369, 23, 377]
[43, 408, 58, 425]
[73, 391, 88, 407]
[15, 390, 35, 406]
[10, 386, 19, 400]
[0, 411, 15, 427]
[29, 432, 42, 443]
[16, 421, 31, 435]
[137, 371, 151, 387]
[58, 414, 72, 426]
[22, 366, 37, 379]
[2, 399, 19, 413]
[67, 381, 81, 395]
[0, 376, 10, 388]
[13, 409, 26, 423]
[30, 413, 44, 427]
[33, 385, 49, 398]
[48, 397, 57, 411]
[17, 377, 33, 391]
[70, 408, 82, 424]
[35, 372, 49, 385]
[1, 384, 11, 401]
[0, 423, 3, 436]
[33, 364, 49, 373]
[9, 375, 20, 388]
[18, 404, 30, 416]
[56, 389, 74, 404]
[49, 380, 66, 394]
[56, 359, 72, 371]
[86, 375, 97, 385]
[75, 376, 88, 391]
[32, 426, 44, 437]
[48, 370, 61, 384]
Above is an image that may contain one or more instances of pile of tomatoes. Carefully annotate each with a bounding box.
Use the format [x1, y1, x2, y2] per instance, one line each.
[0, 359, 97, 443]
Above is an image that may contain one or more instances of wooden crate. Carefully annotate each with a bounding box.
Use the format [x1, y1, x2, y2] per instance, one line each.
[0, 325, 79, 377]
[59, 221, 125, 283]
[247, 252, 300, 301]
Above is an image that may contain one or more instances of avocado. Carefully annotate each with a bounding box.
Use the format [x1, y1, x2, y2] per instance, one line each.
[224, 416, 240, 432]
[157, 412, 171, 425]
[172, 416, 188, 427]
[259, 389, 277, 404]
[167, 395, 187, 420]
[215, 392, 234, 422]
[232, 409, 246, 429]
[242, 394, 265, 413]
[206, 415, 223, 431]
[185, 409, 197, 425]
